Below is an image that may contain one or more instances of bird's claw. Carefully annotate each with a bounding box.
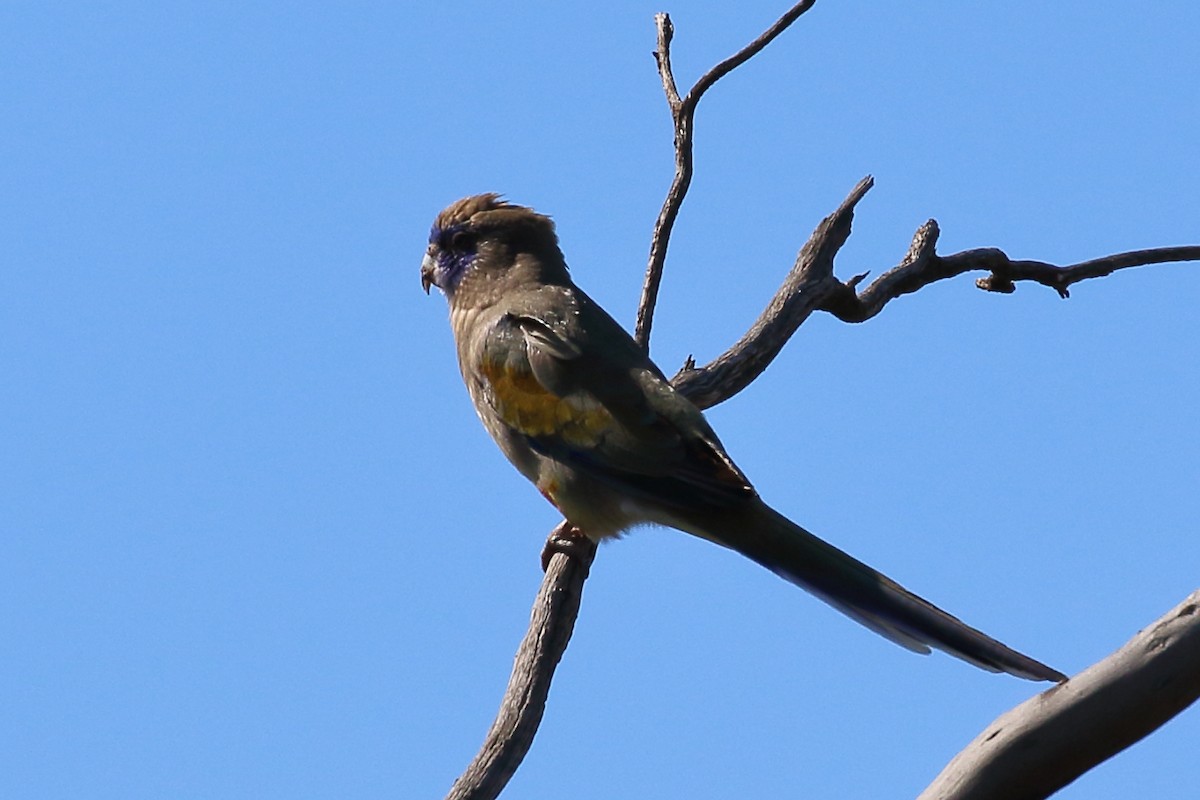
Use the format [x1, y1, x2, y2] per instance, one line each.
[541, 524, 595, 572]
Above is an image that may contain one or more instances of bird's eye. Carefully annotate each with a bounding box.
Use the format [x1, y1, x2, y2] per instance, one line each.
[448, 229, 476, 252]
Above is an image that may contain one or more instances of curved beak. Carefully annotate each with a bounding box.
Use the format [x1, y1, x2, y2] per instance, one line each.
[420, 251, 438, 295]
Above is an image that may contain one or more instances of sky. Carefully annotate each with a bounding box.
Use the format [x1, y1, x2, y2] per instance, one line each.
[2, 2, 1198, 799]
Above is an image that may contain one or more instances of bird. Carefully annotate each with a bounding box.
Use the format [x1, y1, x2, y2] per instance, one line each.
[420, 193, 1066, 682]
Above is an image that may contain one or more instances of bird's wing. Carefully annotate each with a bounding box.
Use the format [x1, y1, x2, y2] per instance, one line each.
[475, 295, 753, 510]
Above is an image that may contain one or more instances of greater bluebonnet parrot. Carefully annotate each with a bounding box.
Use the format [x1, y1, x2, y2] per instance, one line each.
[421, 194, 1064, 682]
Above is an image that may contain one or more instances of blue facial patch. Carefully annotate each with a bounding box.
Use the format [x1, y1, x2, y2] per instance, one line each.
[431, 222, 469, 249]
[429, 223, 477, 294]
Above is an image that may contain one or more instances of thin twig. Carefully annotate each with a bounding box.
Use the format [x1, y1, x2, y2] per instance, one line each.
[919, 591, 1200, 800]
[689, 0, 818, 102]
[635, 1, 818, 349]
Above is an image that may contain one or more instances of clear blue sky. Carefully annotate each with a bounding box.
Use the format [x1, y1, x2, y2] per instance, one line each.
[3, 2, 1198, 798]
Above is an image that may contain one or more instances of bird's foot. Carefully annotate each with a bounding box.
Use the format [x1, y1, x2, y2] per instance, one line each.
[541, 523, 596, 572]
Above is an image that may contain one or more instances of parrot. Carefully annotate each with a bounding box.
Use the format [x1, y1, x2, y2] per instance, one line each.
[420, 193, 1065, 682]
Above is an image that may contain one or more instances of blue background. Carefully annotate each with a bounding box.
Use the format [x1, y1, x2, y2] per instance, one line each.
[3, 2, 1197, 798]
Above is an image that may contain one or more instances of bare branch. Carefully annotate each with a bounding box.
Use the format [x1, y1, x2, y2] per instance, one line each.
[635, 13, 689, 351]
[688, 0, 817, 103]
[635, 1, 817, 349]
[920, 591, 1200, 800]
[972, 246, 1200, 297]
[673, 176, 873, 409]
[651, 13, 681, 110]
[675, 205, 1197, 403]
[446, 523, 596, 800]
[821, 221, 1200, 323]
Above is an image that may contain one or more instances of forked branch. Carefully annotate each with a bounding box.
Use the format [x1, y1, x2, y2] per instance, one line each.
[676, 196, 1200, 408]
[636, 1, 818, 349]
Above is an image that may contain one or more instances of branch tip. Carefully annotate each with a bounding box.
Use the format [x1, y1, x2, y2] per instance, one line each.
[847, 271, 870, 289]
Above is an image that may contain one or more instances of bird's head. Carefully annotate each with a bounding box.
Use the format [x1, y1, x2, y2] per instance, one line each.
[421, 194, 567, 300]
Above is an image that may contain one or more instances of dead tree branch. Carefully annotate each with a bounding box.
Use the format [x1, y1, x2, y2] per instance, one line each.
[672, 175, 874, 409]
[635, 1, 817, 349]
[445, 4, 1200, 798]
[919, 591, 1200, 800]
[445, 524, 595, 800]
[821, 222, 1200, 322]
[675, 200, 1200, 409]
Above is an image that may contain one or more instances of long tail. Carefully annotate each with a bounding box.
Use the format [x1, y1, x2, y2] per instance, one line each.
[679, 499, 1065, 682]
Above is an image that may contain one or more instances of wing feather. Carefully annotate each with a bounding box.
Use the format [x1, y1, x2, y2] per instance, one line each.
[476, 301, 754, 509]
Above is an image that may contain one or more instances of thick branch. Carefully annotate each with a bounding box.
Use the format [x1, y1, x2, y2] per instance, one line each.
[920, 590, 1200, 800]
[635, 1, 817, 349]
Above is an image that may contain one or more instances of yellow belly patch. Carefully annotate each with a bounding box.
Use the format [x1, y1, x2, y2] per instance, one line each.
[480, 359, 611, 445]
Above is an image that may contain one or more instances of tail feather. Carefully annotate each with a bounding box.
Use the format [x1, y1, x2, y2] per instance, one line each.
[683, 499, 1065, 682]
